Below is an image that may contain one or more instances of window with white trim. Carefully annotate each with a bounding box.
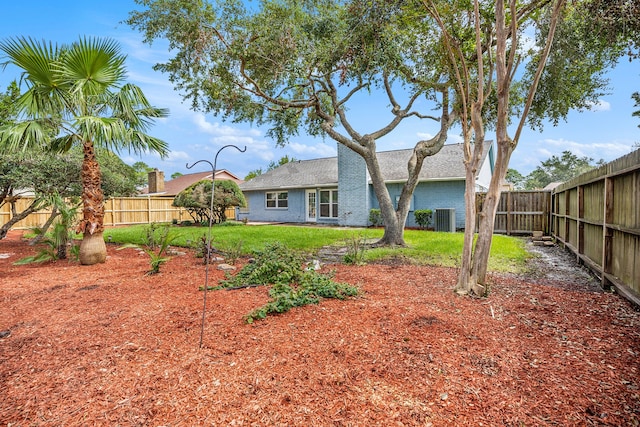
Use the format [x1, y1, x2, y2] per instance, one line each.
[266, 191, 288, 208]
[319, 189, 338, 218]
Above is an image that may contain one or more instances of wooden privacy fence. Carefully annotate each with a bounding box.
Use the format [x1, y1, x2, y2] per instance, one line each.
[551, 149, 640, 305]
[0, 197, 237, 229]
[476, 190, 551, 235]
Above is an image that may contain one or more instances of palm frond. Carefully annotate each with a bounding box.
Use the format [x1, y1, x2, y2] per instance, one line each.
[1, 35, 168, 160]
[0, 120, 52, 152]
[122, 132, 169, 158]
[112, 84, 169, 130]
[0, 37, 63, 89]
[1, 37, 71, 118]
[50, 134, 78, 153]
[74, 115, 126, 144]
[61, 37, 127, 97]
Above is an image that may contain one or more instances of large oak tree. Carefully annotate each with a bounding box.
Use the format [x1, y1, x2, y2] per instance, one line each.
[128, 0, 457, 246]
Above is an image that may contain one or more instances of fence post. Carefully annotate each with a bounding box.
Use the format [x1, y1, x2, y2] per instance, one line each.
[578, 185, 584, 258]
[147, 196, 151, 224]
[602, 177, 614, 289]
[506, 191, 512, 235]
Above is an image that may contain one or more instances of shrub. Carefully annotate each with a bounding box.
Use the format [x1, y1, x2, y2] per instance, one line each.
[14, 195, 80, 265]
[218, 242, 305, 288]
[343, 232, 368, 265]
[414, 209, 433, 229]
[369, 209, 383, 227]
[173, 179, 246, 224]
[213, 242, 359, 322]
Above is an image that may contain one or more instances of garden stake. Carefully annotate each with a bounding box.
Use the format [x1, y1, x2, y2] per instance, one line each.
[186, 144, 246, 348]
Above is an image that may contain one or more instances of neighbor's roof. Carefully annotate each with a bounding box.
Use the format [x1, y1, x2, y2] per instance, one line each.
[240, 142, 492, 191]
[141, 169, 243, 196]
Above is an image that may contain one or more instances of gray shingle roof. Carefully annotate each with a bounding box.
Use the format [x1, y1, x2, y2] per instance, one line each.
[240, 157, 338, 191]
[240, 142, 491, 191]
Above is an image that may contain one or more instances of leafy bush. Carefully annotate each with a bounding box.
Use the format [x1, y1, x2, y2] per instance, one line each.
[369, 209, 383, 227]
[245, 272, 358, 323]
[218, 242, 305, 288]
[173, 179, 246, 224]
[214, 242, 359, 322]
[414, 209, 433, 229]
[14, 195, 79, 265]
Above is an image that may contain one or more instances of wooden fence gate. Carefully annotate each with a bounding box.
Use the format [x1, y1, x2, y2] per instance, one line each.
[476, 190, 551, 235]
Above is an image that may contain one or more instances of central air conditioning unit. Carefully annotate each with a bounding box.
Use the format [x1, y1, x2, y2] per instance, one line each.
[434, 208, 456, 232]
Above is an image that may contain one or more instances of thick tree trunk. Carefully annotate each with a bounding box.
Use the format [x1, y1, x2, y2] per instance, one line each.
[364, 149, 407, 246]
[78, 141, 107, 265]
[80, 231, 106, 265]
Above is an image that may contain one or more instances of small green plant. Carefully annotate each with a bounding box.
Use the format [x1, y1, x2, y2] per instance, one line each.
[14, 195, 79, 265]
[414, 209, 433, 229]
[218, 242, 305, 288]
[212, 242, 359, 322]
[194, 234, 224, 262]
[343, 232, 368, 265]
[219, 239, 244, 264]
[245, 271, 359, 323]
[197, 234, 244, 264]
[118, 223, 175, 275]
[368, 209, 383, 227]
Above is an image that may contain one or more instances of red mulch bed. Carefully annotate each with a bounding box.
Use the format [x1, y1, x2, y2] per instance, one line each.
[1, 230, 639, 426]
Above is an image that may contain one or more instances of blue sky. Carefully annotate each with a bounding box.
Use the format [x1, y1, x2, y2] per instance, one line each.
[1, 1, 638, 180]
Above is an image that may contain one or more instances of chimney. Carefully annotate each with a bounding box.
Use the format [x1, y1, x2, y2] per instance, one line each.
[148, 169, 165, 193]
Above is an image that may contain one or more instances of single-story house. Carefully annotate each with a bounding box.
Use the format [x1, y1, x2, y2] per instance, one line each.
[140, 169, 244, 197]
[238, 142, 495, 229]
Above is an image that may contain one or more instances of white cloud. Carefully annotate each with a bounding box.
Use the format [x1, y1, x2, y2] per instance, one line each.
[585, 100, 611, 112]
[193, 114, 262, 137]
[539, 138, 632, 160]
[415, 132, 465, 145]
[126, 69, 173, 89]
[165, 151, 191, 162]
[288, 141, 337, 158]
[512, 137, 636, 174]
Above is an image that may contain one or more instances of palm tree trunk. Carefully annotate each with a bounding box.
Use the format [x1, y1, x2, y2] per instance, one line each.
[78, 141, 107, 265]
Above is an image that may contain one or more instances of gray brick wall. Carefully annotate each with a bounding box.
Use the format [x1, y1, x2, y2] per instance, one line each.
[337, 144, 370, 226]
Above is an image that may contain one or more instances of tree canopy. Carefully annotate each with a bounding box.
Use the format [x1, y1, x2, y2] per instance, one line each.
[128, 0, 455, 246]
[508, 151, 604, 190]
[0, 148, 141, 239]
[173, 179, 246, 224]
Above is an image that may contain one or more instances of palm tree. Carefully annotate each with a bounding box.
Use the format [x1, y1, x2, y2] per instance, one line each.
[0, 36, 168, 264]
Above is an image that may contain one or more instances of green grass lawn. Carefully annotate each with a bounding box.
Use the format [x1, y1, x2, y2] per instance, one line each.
[104, 222, 529, 273]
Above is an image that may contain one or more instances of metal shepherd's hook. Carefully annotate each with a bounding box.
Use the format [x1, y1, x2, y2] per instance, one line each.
[186, 144, 247, 348]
